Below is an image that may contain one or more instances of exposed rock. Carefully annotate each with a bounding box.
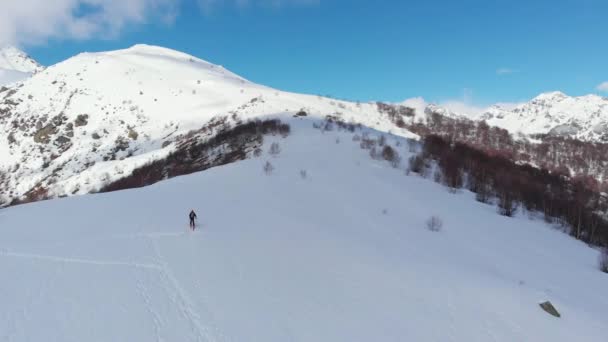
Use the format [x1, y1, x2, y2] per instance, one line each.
[539, 301, 561, 318]
[92, 132, 101, 140]
[548, 124, 581, 137]
[128, 128, 139, 140]
[34, 124, 58, 144]
[55, 135, 71, 146]
[74, 114, 89, 127]
[114, 136, 130, 152]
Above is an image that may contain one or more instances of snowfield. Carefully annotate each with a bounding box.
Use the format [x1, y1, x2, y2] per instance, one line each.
[1, 119, 607, 342]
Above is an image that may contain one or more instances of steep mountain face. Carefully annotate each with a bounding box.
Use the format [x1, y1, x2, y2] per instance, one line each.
[0, 46, 44, 86]
[0, 44, 412, 205]
[427, 92, 608, 141]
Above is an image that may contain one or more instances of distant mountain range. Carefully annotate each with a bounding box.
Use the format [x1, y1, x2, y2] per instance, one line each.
[425, 91, 608, 141]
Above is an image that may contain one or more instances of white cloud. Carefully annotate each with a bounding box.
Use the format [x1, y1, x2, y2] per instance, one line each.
[400, 97, 427, 117]
[400, 89, 524, 120]
[400, 96, 486, 118]
[197, 0, 319, 12]
[0, 0, 318, 46]
[440, 100, 486, 116]
[0, 0, 177, 47]
[596, 81, 608, 93]
[496, 67, 518, 75]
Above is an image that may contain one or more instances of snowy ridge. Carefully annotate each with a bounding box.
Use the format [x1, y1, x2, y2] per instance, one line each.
[425, 92, 608, 141]
[0, 46, 44, 86]
[0, 44, 413, 205]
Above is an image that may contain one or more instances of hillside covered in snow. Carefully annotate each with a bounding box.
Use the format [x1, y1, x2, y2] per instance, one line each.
[1, 119, 607, 341]
[0, 44, 413, 206]
[3, 44, 608, 206]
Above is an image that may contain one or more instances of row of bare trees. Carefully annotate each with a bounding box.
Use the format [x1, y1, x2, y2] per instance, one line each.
[412, 134, 608, 247]
[406, 113, 608, 192]
[99, 119, 290, 193]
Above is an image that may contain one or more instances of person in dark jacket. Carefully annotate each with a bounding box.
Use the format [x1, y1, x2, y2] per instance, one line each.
[189, 210, 197, 230]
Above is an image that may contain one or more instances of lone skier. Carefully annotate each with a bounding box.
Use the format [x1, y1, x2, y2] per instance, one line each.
[189, 210, 197, 230]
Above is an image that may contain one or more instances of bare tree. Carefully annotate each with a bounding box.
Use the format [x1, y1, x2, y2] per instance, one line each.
[382, 146, 401, 168]
[407, 139, 418, 153]
[600, 248, 608, 273]
[426, 216, 443, 232]
[498, 193, 517, 217]
[378, 135, 386, 146]
[269, 142, 281, 157]
[263, 161, 274, 175]
[300, 169, 307, 179]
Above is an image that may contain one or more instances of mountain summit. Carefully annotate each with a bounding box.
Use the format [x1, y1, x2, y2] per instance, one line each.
[0, 46, 44, 86]
[0, 46, 44, 73]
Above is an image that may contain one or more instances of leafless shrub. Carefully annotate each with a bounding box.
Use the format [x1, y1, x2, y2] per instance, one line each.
[378, 135, 386, 146]
[264, 161, 274, 175]
[600, 248, 608, 273]
[434, 170, 442, 183]
[323, 120, 334, 132]
[253, 147, 262, 157]
[426, 216, 443, 232]
[336, 137, 340, 144]
[407, 139, 418, 153]
[370, 147, 379, 160]
[300, 169, 307, 179]
[352, 134, 361, 142]
[381, 145, 401, 168]
[360, 138, 375, 150]
[269, 142, 281, 156]
[408, 155, 426, 174]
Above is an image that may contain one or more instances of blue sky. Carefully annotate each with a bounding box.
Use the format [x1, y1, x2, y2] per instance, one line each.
[12, 0, 608, 104]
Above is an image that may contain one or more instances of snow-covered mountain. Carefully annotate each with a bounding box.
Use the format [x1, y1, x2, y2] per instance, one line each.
[2, 43, 608, 207]
[1, 44, 607, 341]
[0, 46, 44, 86]
[425, 91, 608, 141]
[0, 44, 412, 205]
[1, 121, 607, 342]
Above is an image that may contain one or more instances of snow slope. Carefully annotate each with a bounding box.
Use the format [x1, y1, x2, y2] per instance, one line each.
[0, 44, 411, 205]
[0, 46, 43, 86]
[1, 119, 606, 341]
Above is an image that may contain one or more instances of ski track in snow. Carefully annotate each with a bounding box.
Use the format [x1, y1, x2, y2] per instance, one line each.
[0, 230, 223, 342]
[150, 239, 225, 342]
[135, 274, 165, 342]
[0, 250, 163, 270]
